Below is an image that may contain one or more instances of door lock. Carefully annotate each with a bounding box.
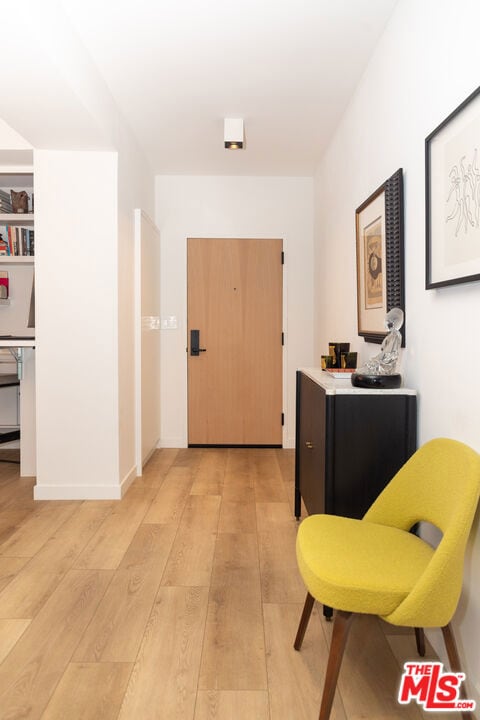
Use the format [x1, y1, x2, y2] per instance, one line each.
[190, 329, 207, 356]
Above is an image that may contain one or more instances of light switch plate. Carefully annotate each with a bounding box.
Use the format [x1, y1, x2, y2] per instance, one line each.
[161, 315, 178, 329]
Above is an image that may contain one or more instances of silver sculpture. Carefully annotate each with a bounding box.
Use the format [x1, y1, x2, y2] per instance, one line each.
[358, 308, 403, 376]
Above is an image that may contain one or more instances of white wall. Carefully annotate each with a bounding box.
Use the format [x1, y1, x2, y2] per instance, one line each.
[32, 145, 154, 499]
[117, 130, 155, 489]
[314, 0, 480, 703]
[155, 175, 314, 448]
[34, 150, 120, 499]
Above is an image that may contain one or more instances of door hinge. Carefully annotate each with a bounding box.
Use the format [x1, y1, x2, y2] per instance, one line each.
[281, 251, 285, 264]
[281, 412, 285, 426]
[281, 332, 284, 346]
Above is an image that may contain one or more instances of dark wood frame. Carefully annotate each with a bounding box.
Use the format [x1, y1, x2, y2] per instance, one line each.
[355, 168, 405, 345]
[426, 85, 480, 289]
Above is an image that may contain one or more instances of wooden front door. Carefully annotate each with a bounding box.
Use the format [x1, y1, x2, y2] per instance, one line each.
[187, 238, 283, 446]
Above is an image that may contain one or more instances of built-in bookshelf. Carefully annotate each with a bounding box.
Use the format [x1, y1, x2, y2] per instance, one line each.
[0, 169, 34, 316]
[0, 171, 34, 263]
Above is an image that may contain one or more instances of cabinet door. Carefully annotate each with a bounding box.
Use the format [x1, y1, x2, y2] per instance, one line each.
[332, 394, 416, 518]
[297, 373, 326, 515]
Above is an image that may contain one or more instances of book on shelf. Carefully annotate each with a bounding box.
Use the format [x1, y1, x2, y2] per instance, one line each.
[0, 225, 34, 256]
[0, 271, 9, 299]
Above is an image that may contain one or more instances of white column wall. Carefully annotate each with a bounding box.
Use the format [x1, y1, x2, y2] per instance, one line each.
[117, 135, 155, 490]
[155, 175, 314, 448]
[34, 150, 120, 499]
[313, 0, 480, 703]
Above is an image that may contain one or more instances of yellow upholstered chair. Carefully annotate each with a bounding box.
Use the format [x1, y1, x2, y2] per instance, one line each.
[294, 438, 480, 720]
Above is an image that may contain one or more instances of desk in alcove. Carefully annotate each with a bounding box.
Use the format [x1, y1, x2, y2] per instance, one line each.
[0, 337, 35, 476]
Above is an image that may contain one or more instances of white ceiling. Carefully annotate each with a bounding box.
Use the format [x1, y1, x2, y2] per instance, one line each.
[60, 0, 398, 176]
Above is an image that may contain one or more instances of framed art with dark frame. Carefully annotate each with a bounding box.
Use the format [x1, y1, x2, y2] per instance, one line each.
[355, 168, 405, 345]
[426, 85, 480, 289]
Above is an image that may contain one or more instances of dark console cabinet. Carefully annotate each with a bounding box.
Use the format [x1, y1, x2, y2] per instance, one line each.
[295, 369, 417, 519]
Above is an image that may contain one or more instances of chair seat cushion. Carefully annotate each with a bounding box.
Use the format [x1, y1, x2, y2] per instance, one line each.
[296, 514, 434, 617]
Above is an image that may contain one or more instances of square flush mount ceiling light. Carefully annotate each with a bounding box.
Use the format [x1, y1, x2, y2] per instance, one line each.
[224, 118, 244, 149]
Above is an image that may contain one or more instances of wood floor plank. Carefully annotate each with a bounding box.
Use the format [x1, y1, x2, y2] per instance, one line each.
[41, 662, 133, 720]
[0, 507, 37, 547]
[118, 586, 208, 720]
[0, 619, 30, 664]
[275, 448, 295, 483]
[0, 479, 35, 512]
[144, 448, 179, 473]
[221, 474, 255, 503]
[74, 487, 157, 570]
[161, 530, 217, 587]
[175, 448, 204, 468]
[255, 501, 293, 533]
[225, 448, 252, 474]
[0, 502, 115, 618]
[218, 500, 257, 533]
[136, 449, 179, 487]
[0, 557, 29, 594]
[0, 460, 20, 481]
[263, 603, 344, 720]
[0, 502, 78, 558]
[257, 525, 306, 603]
[143, 468, 194, 524]
[31, 501, 113, 571]
[179, 495, 221, 532]
[73, 524, 177, 662]
[0, 569, 113, 720]
[190, 450, 227, 496]
[194, 690, 269, 719]
[264, 602, 347, 720]
[222, 451, 255, 503]
[0, 568, 64, 619]
[251, 449, 287, 503]
[199, 533, 267, 691]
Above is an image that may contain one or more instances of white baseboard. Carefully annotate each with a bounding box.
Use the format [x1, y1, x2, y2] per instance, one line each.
[159, 436, 187, 448]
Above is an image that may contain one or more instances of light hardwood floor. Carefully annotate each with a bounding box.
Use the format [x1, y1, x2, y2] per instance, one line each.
[0, 448, 456, 719]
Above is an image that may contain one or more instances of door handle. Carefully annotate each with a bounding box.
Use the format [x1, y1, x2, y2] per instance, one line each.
[190, 329, 207, 356]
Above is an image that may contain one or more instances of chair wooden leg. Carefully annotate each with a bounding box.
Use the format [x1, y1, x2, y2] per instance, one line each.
[319, 610, 354, 720]
[441, 624, 473, 720]
[294, 592, 315, 650]
[414, 627, 425, 656]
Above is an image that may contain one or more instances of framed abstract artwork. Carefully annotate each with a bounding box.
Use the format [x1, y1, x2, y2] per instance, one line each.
[426, 85, 480, 288]
[355, 168, 405, 345]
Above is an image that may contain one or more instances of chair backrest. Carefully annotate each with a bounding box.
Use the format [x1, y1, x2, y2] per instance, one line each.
[363, 438, 480, 627]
